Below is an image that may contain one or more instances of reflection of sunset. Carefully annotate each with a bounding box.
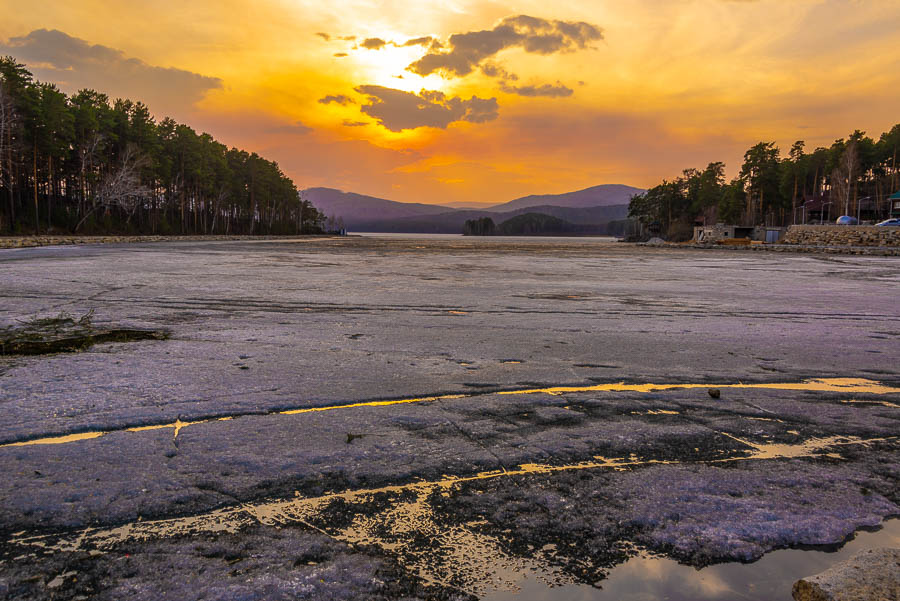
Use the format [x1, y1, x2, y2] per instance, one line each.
[3, 1, 899, 204]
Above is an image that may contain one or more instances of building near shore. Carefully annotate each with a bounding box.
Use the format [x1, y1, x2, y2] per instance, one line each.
[693, 224, 785, 244]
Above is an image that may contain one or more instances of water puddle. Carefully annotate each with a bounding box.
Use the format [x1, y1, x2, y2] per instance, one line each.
[2, 378, 896, 449]
[482, 519, 900, 601]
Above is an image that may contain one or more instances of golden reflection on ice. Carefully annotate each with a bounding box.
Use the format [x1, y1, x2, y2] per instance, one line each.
[2, 378, 895, 449]
[497, 378, 899, 397]
[2, 431, 107, 447]
[7, 431, 894, 596]
[2, 416, 239, 448]
[717, 433, 889, 460]
[842, 398, 900, 409]
[126, 417, 226, 439]
[10, 434, 891, 546]
[278, 394, 468, 416]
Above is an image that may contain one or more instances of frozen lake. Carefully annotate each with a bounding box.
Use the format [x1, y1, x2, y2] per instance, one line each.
[1, 236, 898, 600]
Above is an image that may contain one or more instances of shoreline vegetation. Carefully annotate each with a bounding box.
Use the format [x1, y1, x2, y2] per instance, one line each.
[0, 56, 327, 237]
[627, 126, 900, 241]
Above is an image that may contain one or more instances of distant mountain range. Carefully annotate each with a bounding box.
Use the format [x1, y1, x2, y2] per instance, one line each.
[481, 184, 644, 212]
[302, 184, 644, 234]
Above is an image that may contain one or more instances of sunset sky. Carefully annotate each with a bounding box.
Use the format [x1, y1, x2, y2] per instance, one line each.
[2, 0, 899, 206]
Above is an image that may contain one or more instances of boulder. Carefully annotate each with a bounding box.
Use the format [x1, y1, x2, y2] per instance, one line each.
[792, 547, 899, 601]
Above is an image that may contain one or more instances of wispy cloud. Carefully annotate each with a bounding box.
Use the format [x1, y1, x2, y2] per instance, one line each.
[318, 94, 356, 105]
[500, 82, 573, 98]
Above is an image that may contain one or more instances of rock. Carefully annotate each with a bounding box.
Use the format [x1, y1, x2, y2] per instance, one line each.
[792, 547, 900, 601]
[708, 388, 721, 399]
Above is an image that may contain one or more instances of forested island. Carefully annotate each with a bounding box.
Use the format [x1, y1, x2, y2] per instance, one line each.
[628, 126, 900, 240]
[463, 212, 618, 236]
[0, 56, 325, 236]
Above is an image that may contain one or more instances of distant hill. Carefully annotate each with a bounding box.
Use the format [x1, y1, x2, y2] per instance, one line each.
[302, 188, 453, 223]
[300, 184, 641, 234]
[440, 200, 498, 210]
[483, 184, 644, 212]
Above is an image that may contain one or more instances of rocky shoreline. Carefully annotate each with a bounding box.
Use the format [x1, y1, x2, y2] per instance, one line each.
[4, 234, 900, 256]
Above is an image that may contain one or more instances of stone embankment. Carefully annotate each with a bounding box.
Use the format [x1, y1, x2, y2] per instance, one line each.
[650, 224, 900, 255]
[782, 225, 900, 247]
[641, 241, 900, 256]
[0, 234, 332, 249]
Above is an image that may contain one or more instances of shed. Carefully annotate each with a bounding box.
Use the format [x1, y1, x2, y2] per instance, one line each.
[890, 191, 900, 217]
[694, 224, 755, 243]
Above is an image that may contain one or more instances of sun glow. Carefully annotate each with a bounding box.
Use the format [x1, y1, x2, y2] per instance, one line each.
[354, 44, 446, 93]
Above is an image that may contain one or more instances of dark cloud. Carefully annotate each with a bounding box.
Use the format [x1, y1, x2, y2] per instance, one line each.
[318, 94, 356, 106]
[407, 15, 602, 78]
[360, 37, 388, 50]
[333, 52, 348, 58]
[500, 81, 573, 97]
[315, 32, 331, 41]
[459, 96, 501, 123]
[341, 36, 357, 41]
[0, 29, 221, 117]
[480, 62, 518, 81]
[354, 85, 498, 131]
[402, 36, 434, 47]
[342, 120, 369, 127]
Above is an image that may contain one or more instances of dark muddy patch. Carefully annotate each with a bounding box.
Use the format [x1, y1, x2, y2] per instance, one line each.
[0, 312, 167, 356]
[0, 524, 472, 601]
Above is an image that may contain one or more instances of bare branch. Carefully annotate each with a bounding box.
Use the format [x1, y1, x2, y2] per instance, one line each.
[95, 144, 153, 215]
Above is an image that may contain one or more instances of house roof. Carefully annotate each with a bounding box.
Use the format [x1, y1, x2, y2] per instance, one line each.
[889, 190, 900, 201]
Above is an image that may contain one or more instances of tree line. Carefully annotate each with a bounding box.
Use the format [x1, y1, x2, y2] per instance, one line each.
[628, 125, 900, 239]
[0, 56, 325, 235]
